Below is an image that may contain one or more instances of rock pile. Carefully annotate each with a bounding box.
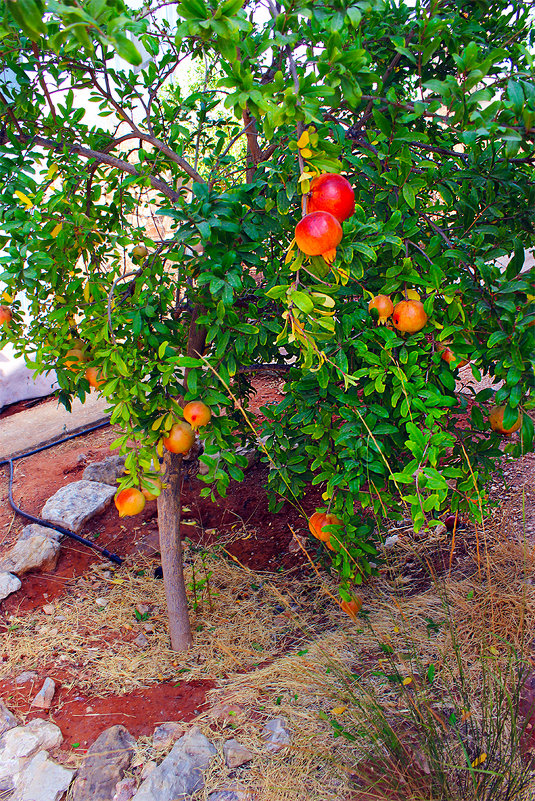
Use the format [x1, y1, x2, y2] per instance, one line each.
[0, 704, 291, 801]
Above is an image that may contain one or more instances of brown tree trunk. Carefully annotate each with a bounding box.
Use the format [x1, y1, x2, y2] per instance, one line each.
[157, 450, 193, 651]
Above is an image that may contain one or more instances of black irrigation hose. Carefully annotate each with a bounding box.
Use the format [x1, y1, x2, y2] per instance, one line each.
[0, 420, 123, 566]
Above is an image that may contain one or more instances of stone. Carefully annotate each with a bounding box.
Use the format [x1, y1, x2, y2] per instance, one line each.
[222, 739, 253, 769]
[71, 725, 136, 801]
[140, 761, 157, 780]
[11, 749, 74, 801]
[152, 722, 184, 751]
[261, 717, 291, 752]
[30, 678, 56, 710]
[0, 536, 60, 576]
[208, 789, 250, 801]
[0, 571, 21, 599]
[0, 700, 18, 736]
[41, 480, 116, 533]
[134, 633, 149, 649]
[83, 455, 127, 486]
[95, 597, 109, 608]
[14, 672, 38, 686]
[131, 727, 216, 801]
[42, 603, 55, 615]
[113, 777, 137, 801]
[19, 523, 62, 542]
[0, 719, 63, 788]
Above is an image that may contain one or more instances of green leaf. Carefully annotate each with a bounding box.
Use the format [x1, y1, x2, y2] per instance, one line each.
[289, 290, 314, 314]
[112, 33, 143, 66]
[402, 183, 415, 209]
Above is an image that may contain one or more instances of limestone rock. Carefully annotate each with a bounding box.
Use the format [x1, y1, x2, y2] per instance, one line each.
[223, 739, 253, 769]
[261, 717, 291, 752]
[41, 480, 116, 533]
[19, 523, 61, 542]
[131, 727, 216, 801]
[0, 700, 18, 736]
[152, 722, 184, 751]
[0, 537, 60, 576]
[11, 749, 74, 801]
[113, 777, 137, 801]
[14, 672, 38, 686]
[30, 678, 56, 710]
[83, 455, 127, 486]
[0, 571, 21, 599]
[134, 632, 149, 649]
[208, 789, 250, 801]
[0, 719, 63, 788]
[71, 724, 136, 801]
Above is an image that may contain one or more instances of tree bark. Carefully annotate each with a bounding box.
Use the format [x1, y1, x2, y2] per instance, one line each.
[157, 450, 193, 651]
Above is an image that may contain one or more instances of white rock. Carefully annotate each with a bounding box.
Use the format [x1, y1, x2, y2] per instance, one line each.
[384, 534, 399, 548]
[41, 480, 116, 533]
[11, 749, 74, 801]
[0, 536, 60, 576]
[261, 717, 291, 752]
[19, 523, 61, 542]
[0, 571, 21, 599]
[83, 455, 127, 486]
[14, 672, 38, 686]
[223, 738, 253, 768]
[0, 700, 18, 736]
[0, 719, 63, 787]
[30, 678, 56, 710]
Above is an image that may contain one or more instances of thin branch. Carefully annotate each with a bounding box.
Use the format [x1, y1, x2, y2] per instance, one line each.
[17, 133, 184, 201]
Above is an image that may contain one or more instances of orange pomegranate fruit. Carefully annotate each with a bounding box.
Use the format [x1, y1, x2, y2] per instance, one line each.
[340, 596, 362, 619]
[307, 173, 355, 222]
[435, 342, 469, 368]
[0, 306, 12, 326]
[141, 478, 162, 501]
[85, 366, 106, 389]
[489, 405, 522, 435]
[368, 294, 394, 324]
[115, 488, 146, 517]
[392, 299, 428, 334]
[64, 347, 87, 373]
[162, 421, 195, 454]
[309, 511, 342, 549]
[183, 400, 212, 431]
[295, 211, 343, 262]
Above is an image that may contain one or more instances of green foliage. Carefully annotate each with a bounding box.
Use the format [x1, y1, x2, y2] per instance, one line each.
[0, 0, 533, 593]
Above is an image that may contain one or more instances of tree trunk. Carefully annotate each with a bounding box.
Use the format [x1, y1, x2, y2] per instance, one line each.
[157, 450, 193, 651]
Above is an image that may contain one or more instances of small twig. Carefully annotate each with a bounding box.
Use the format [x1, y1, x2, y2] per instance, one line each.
[107, 270, 139, 343]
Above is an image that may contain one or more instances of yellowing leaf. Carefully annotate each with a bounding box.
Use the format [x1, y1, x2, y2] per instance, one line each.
[299, 170, 316, 182]
[300, 148, 313, 158]
[489, 646, 498, 655]
[331, 706, 347, 715]
[471, 753, 486, 768]
[51, 223, 63, 238]
[311, 292, 336, 308]
[285, 241, 296, 263]
[402, 676, 413, 685]
[1, 291, 13, 303]
[406, 288, 420, 300]
[297, 130, 310, 148]
[47, 163, 58, 180]
[14, 190, 33, 209]
[393, 626, 400, 633]
[83, 283, 91, 303]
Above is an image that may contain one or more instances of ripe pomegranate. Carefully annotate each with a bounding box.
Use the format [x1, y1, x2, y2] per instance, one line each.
[436, 342, 469, 368]
[368, 294, 394, 324]
[64, 347, 86, 373]
[115, 488, 146, 517]
[307, 173, 355, 222]
[85, 366, 106, 389]
[0, 306, 12, 326]
[162, 421, 195, 454]
[142, 478, 162, 501]
[183, 400, 211, 430]
[340, 597, 362, 619]
[309, 511, 342, 549]
[489, 405, 522, 435]
[295, 211, 343, 262]
[392, 299, 428, 333]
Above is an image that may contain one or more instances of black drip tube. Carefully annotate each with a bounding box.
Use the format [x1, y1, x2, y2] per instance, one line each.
[0, 420, 123, 565]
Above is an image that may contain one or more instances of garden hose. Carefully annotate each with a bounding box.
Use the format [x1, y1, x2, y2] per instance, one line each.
[0, 420, 123, 565]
